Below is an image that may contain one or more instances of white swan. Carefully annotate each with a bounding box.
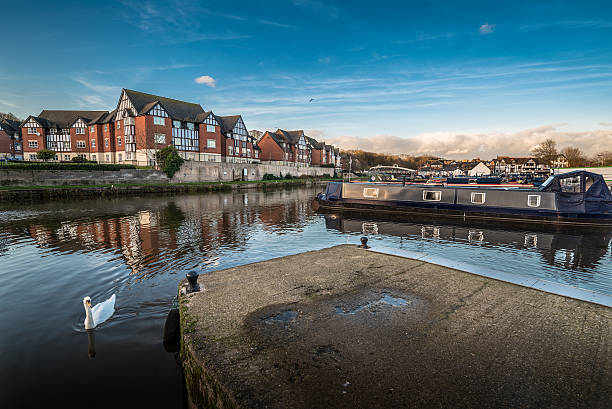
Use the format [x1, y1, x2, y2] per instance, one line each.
[83, 294, 116, 329]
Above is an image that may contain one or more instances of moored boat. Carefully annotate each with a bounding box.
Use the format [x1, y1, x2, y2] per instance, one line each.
[316, 170, 612, 226]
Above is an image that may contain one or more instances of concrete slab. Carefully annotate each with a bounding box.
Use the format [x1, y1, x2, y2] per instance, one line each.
[180, 244, 611, 409]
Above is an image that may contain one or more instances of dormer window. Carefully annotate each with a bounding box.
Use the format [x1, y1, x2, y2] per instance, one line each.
[49, 128, 57, 134]
[186, 122, 194, 131]
[173, 120, 181, 128]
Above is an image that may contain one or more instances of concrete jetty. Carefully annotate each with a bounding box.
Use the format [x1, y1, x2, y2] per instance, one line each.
[179, 244, 611, 409]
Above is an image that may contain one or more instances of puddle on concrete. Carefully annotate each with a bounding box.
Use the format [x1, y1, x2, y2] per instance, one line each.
[335, 293, 411, 315]
[264, 310, 298, 324]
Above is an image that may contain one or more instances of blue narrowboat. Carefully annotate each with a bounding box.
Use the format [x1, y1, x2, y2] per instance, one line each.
[316, 171, 612, 226]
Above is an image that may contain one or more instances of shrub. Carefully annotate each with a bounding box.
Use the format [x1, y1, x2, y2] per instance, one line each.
[0, 162, 137, 171]
[37, 149, 56, 161]
[70, 156, 89, 163]
[155, 146, 184, 178]
[262, 173, 280, 180]
[284, 173, 293, 179]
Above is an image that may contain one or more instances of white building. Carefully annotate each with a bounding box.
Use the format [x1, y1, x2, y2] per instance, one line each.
[468, 161, 491, 177]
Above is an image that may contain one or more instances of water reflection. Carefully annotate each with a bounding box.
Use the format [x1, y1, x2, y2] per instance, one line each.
[323, 212, 612, 272]
[1, 189, 317, 280]
[86, 329, 96, 359]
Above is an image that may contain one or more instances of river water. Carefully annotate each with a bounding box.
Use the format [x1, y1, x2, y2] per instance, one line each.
[1, 186, 611, 408]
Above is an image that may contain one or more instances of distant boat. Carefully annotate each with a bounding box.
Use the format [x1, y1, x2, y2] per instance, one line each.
[317, 170, 612, 226]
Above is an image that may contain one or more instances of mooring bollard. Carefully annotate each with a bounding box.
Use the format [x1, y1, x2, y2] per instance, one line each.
[186, 270, 201, 293]
[358, 236, 370, 249]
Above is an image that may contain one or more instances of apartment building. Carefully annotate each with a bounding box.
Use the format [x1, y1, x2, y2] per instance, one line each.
[21, 110, 108, 161]
[259, 129, 340, 167]
[19, 88, 260, 165]
[0, 118, 23, 159]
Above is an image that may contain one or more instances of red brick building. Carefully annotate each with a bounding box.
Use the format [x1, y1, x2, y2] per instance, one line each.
[0, 118, 23, 159]
[258, 129, 313, 166]
[21, 110, 108, 161]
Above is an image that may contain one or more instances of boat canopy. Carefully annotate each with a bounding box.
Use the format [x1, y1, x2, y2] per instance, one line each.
[540, 170, 612, 213]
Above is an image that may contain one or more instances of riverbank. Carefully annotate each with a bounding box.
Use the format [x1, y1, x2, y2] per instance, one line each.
[179, 244, 611, 409]
[0, 178, 334, 201]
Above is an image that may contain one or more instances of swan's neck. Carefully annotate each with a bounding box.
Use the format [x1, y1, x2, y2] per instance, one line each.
[84, 304, 94, 329]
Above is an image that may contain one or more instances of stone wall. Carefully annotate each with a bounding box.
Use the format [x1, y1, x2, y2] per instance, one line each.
[0, 162, 335, 186]
[171, 161, 334, 183]
[0, 168, 169, 186]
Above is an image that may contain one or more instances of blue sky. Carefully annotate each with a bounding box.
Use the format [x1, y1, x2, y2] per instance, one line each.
[2, 0, 612, 158]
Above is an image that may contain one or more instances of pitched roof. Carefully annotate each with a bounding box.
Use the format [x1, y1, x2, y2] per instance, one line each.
[275, 129, 304, 144]
[90, 110, 117, 124]
[123, 89, 205, 122]
[217, 115, 241, 133]
[0, 118, 22, 135]
[306, 136, 324, 149]
[36, 110, 109, 128]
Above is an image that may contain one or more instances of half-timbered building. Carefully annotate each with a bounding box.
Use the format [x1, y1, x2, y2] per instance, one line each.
[21, 110, 108, 161]
[217, 115, 258, 163]
[258, 129, 312, 166]
[0, 118, 23, 159]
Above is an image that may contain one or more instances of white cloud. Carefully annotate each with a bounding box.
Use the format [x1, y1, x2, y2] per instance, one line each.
[479, 23, 496, 34]
[75, 78, 121, 95]
[326, 124, 612, 159]
[80, 95, 105, 106]
[194, 75, 217, 87]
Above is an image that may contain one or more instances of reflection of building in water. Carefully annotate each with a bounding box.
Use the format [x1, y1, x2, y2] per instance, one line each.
[323, 213, 612, 271]
[13, 189, 319, 278]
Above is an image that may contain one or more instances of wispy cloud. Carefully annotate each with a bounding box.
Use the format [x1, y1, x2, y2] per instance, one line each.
[79, 95, 105, 106]
[600, 122, 612, 127]
[0, 100, 19, 108]
[519, 20, 612, 32]
[291, 0, 340, 19]
[195, 75, 217, 88]
[74, 79, 121, 95]
[479, 23, 495, 34]
[327, 124, 612, 159]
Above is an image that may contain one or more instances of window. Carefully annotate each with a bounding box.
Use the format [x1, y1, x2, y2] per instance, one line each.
[76, 141, 86, 148]
[28, 140, 38, 148]
[173, 120, 181, 128]
[118, 153, 123, 162]
[92, 155, 97, 161]
[117, 136, 122, 146]
[207, 125, 215, 133]
[153, 116, 165, 126]
[49, 128, 57, 134]
[471, 192, 486, 204]
[64, 155, 70, 161]
[116, 121, 121, 129]
[527, 195, 541, 207]
[104, 125, 108, 132]
[91, 139, 96, 148]
[363, 188, 379, 198]
[228, 146, 234, 156]
[423, 190, 441, 201]
[106, 154, 110, 161]
[30, 154, 36, 160]
[105, 139, 109, 148]
[28, 128, 37, 134]
[75, 128, 85, 134]
[254, 151, 259, 158]
[154, 133, 165, 144]
[560, 176, 581, 193]
[207, 139, 216, 148]
[90, 126, 95, 132]
[186, 122, 194, 130]
[61, 129, 69, 135]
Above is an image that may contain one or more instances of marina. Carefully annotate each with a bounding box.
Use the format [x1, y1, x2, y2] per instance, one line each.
[1, 187, 611, 408]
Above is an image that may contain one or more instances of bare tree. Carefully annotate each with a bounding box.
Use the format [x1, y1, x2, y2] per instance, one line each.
[560, 147, 586, 167]
[0, 112, 21, 122]
[531, 138, 557, 160]
[594, 151, 612, 166]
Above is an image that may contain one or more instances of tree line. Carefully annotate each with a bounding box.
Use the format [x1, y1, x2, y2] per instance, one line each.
[531, 138, 612, 167]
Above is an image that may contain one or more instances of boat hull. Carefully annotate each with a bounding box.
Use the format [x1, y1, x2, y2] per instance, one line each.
[316, 195, 612, 227]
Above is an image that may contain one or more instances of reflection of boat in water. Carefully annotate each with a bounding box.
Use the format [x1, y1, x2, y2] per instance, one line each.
[320, 211, 612, 271]
[317, 171, 612, 226]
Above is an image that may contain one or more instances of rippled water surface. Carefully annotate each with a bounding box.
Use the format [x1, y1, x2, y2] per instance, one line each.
[1, 186, 611, 408]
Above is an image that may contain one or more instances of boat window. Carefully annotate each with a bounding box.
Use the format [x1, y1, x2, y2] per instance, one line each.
[527, 194, 541, 207]
[560, 176, 581, 193]
[471, 192, 486, 204]
[363, 188, 379, 198]
[585, 176, 595, 191]
[423, 190, 441, 201]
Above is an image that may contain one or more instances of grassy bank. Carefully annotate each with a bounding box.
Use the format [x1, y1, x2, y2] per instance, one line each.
[0, 178, 340, 201]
